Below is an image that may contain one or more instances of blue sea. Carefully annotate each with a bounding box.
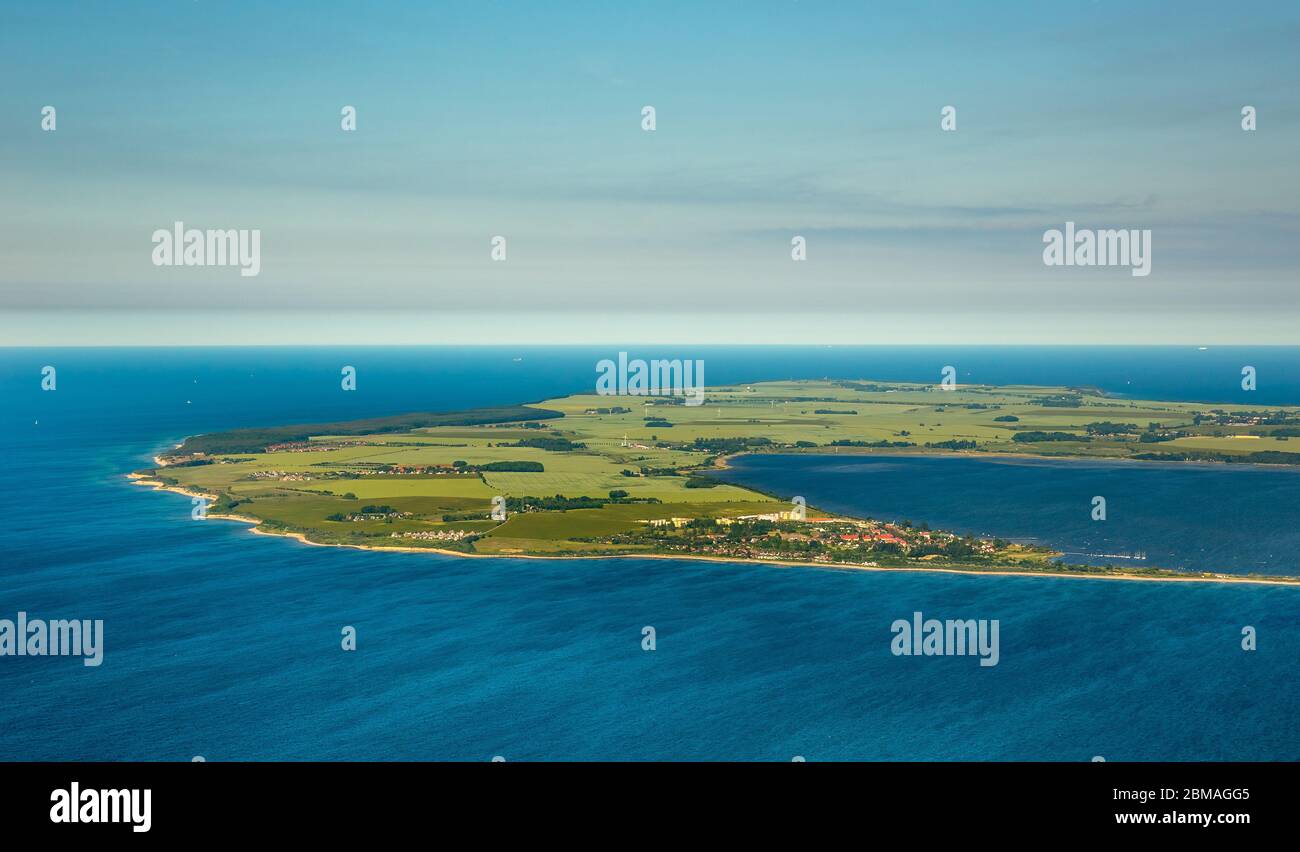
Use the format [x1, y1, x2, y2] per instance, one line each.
[2, 346, 1299, 761]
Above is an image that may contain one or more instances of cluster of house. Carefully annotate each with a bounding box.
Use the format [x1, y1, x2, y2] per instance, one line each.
[646, 517, 695, 529]
[735, 510, 812, 522]
[638, 513, 995, 556]
[333, 464, 468, 476]
[837, 530, 908, 547]
[265, 441, 371, 453]
[391, 529, 472, 542]
[1213, 415, 1265, 426]
[645, 510, 822, 528]
[250, 470, 313, 481]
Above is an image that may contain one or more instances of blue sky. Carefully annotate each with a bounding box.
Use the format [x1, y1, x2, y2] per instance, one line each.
[2, 1, 1297, 343]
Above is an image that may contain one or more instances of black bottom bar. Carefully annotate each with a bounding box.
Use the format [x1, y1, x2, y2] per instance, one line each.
[0, 761, 1279, 838]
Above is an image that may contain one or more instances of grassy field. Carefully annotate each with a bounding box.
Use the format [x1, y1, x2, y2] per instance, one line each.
[140, 379, 1300, 558]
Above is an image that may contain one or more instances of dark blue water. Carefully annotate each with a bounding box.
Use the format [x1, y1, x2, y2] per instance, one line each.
[2, 346, 1299, 760]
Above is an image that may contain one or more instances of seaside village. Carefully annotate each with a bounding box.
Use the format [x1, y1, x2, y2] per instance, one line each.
[225, 448, 1006, 562]
[306, 485, 1003, 561]
[376, 505, 1005, 562]
[618, 510, 1002, 565]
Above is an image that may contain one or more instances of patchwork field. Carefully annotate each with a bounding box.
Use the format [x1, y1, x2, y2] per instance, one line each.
[136, 379, 1300, 561]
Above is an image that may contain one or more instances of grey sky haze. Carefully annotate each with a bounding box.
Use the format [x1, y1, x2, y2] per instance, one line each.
[2, 1, 1296, 343]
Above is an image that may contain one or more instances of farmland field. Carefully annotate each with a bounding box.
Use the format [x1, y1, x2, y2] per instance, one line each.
[137, 379, 1300, 559]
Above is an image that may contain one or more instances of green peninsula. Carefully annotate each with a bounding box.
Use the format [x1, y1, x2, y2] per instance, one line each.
[132, 379, 1300, 584]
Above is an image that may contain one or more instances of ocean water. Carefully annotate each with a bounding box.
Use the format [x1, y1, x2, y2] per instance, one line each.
[1, 346, 1299, 760]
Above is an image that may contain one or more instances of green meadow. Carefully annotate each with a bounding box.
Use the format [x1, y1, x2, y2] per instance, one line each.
[141, 379, 1300, 557]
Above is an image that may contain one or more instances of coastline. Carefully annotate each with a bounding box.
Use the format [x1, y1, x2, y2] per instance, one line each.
[125, 472, 1300, 588]
[127, 472, 215, 504]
